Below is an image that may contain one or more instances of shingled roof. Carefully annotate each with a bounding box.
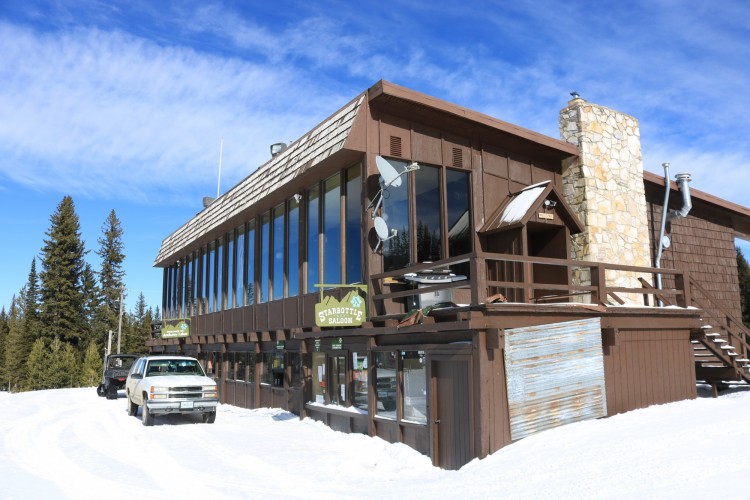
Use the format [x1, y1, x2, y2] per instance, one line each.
[154, 94, 365, 266]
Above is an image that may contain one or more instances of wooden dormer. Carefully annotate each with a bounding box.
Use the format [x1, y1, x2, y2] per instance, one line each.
[478, 181, 584, 302]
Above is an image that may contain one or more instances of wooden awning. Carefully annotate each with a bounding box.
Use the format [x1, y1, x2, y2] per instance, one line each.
[478, 181, 584, 235]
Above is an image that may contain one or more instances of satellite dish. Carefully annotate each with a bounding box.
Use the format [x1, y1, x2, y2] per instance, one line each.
[376, 156, 403, 188]
[368, 156, 421, 218]
[373, 216, 397, 251]
[374, 217, 390, 240]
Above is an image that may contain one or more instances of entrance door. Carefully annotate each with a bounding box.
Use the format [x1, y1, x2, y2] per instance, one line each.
[431, 358, 472, 470]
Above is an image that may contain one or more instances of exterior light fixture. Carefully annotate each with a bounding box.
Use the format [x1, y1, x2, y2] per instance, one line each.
[270, 142, 287, 157]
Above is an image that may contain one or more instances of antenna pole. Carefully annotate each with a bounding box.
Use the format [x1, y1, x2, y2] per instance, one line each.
[217, 138, 224, 198]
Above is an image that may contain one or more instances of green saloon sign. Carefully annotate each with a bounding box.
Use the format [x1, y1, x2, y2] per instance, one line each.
[161, 318, 191, 339]
[314, 288, 367, 327]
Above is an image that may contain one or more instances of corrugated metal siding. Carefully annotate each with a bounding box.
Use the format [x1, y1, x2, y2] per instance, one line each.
[505, 317, 607, 441]
[154, 94, 365, 266]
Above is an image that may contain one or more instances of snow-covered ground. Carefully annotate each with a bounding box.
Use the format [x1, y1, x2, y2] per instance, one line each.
[1, 385, 749, 499]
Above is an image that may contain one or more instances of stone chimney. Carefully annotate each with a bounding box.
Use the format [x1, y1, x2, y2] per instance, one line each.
[559, 95, 652, 301]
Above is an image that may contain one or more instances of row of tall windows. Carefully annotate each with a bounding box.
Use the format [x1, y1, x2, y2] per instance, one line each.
[203, 347, 426, 424]
[215, 351, 304, 388]
[164, 165, 362, 319]
[308, 349, 425, 423]
[381, 162, 472, 272]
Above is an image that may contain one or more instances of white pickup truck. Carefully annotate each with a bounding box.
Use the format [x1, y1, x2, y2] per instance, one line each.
[125, 355, 219, 426]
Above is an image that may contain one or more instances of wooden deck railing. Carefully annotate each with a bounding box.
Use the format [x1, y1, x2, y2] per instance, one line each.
[369, 252, 690, 317]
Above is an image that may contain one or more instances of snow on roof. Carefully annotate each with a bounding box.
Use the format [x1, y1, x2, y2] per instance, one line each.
[498, 181, 549, 224]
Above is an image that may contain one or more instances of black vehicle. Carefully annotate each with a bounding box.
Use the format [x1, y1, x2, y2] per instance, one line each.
[97, 354, 138, 400]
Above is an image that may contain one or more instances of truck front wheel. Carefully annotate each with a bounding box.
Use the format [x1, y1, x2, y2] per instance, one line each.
[202, 411, 216, 424]
[127, 394, 138, 417]
[142, 397, 154, 426]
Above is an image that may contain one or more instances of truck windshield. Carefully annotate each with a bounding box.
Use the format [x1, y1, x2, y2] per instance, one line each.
[146, 359, 205, 376]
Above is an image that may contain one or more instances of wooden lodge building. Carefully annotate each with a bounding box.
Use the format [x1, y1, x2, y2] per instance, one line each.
[150, 81, 750, 469]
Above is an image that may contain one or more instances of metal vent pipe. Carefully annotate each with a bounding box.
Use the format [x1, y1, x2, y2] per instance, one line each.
[668, 173, 692, 221]
[654, 166, 692, 304]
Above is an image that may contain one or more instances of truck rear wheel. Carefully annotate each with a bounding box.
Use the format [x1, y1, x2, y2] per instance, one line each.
[105, 381, 118, 400]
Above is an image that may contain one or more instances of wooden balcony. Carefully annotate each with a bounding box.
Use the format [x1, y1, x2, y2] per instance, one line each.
[149, 252, 693, 347]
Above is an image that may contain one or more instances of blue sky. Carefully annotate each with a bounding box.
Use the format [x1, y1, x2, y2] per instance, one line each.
[1, 0, 749, 312]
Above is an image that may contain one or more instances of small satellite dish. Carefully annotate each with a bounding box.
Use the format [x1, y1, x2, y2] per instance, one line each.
[374, 217, 389, 240]
[368, 156, 421, 218]
[661, 235, 671, 250]
[376, 156, 403, 188]
[373, 216, 397, 251]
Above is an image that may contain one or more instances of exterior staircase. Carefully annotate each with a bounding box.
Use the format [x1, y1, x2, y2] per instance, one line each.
[639, 275, 750, 396]
[687, 277, 750, 395]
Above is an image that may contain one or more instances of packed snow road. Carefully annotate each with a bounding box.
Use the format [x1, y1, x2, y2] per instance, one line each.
[2, 386, 750, 499]
[0, 388, 436, 499]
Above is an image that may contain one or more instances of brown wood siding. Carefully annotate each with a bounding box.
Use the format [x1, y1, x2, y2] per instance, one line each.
[442, 133, 471, 170]
[374, 419, 399, 443]
[379, 113, 411, 159]
[474, 331, 512, 458]
[411, 123, 442, 165]
[647, 198, 742, 321]
[402, 425, 430, 457]
[603, 328, 696, 416]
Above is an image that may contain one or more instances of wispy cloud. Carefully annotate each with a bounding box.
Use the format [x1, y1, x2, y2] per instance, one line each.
[0, 0, 748, 211]
[0, 21, 343, 204]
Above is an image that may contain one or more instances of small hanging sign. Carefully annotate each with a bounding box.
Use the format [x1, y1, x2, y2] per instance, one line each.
[161, 318, 191, 339]
[314, 285, 368, 327]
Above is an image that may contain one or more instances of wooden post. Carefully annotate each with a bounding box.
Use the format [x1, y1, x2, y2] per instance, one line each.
[591, 264, 606, 305]
[471, 254, 487, 305]
[675, 270, 690, 307]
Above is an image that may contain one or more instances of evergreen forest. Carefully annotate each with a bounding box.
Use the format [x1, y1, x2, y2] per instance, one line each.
[0, 196, 158, 392]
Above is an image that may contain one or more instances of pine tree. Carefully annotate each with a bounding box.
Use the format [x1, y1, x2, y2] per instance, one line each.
[25, 338, 48, 391]
[0, 307, 8, 389]
[44, 337, 78, 389]
[96, 210, 126, 342]
[39, 196, 87, 349]
[22, 258, 41, 341]
[81, 341, 102, 387]
[737, 246, 750, 327]
[5, 297, 29, 391]
[80, 262, 104, 347]
[59, 341, 79, 388]
[126, 293, 152, 354]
